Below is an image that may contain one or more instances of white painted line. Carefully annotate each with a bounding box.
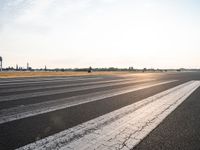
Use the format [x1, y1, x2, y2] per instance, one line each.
[0, 80, 176, 124]
[0, 79, 155, 102]
[0, 77, 103, 86]
[17, 80, 200, 150]
[0, 76, 78, 83]
[0, 78, 143, 93]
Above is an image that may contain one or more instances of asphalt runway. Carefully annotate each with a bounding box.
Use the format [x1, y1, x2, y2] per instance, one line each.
[0, 72, 200, 150]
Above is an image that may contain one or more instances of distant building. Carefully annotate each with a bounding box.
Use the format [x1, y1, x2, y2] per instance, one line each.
[26, 62, 32, 71]
[27, 62, 29, 70]
[129, 67, 134, 71]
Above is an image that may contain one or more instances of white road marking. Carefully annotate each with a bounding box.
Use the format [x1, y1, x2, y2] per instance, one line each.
[0, 79, 154, 102]
[0, 78, 143, 93]
[0, 77, 103, 86]
[17, 80, 200, 150]
[0, 76, 79, 83]
[0, 80, 176, 124]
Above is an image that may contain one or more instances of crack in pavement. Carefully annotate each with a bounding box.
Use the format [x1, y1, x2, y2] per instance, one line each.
[17, 81, 200, 150]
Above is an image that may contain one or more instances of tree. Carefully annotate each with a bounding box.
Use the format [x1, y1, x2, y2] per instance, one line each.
[88, 66, 92, 73]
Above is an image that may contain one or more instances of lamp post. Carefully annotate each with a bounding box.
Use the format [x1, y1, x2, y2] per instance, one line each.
[0, 56, 2, 71]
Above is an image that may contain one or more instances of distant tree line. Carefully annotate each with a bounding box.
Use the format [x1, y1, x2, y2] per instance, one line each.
[2, 66, 200, 72]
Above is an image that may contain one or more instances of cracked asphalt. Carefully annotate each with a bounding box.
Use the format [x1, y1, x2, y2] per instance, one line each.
[0, 72, 200, 150]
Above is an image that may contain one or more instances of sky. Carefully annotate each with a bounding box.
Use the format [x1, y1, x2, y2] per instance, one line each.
[0, 0, 200, 69]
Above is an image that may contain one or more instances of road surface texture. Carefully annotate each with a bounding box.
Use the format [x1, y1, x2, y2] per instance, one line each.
[0, 72, 200, 150]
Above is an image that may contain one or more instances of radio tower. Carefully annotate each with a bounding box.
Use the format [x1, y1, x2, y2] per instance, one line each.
[27, 62, 29, 70]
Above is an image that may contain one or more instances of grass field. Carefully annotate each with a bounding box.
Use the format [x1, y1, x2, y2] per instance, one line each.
[0, 71, 135, 78]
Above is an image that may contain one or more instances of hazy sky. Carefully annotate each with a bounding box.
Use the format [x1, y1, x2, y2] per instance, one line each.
[0, 0, 200, 69]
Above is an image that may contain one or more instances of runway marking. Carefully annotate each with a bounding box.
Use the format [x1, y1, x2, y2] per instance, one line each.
[0, 80, 176, 124]
[0, 78, 140, 93]
[0, 76, 79, 83]
[0, 77, 103, 86]
[17, 80, 200, 150]
[0, 79, 154, 102]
